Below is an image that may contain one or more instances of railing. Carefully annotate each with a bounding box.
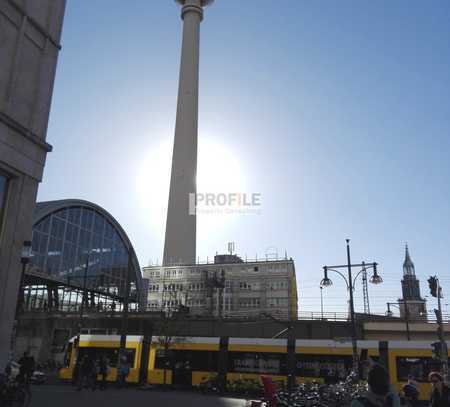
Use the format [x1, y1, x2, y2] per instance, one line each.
[19, 304, 450, 324]
[146, 256, 293, 268]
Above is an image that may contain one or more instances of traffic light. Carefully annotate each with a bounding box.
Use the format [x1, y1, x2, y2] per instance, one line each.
[431, 342, 442, 360]
[428, 276, 439, 298]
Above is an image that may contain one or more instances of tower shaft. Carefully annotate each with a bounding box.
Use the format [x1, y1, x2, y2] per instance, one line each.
[164, 0, 208, 266]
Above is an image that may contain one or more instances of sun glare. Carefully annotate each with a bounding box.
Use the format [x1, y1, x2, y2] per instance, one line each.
[136, 135, 246, 240]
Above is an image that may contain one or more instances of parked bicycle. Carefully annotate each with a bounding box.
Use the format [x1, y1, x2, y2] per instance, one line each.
[0, 373, 31, 407]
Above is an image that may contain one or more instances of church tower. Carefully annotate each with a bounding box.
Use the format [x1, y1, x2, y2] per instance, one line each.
[400, 244, 427, 321]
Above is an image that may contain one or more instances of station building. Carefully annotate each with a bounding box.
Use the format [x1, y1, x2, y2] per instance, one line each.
[24, 199, 143, 312]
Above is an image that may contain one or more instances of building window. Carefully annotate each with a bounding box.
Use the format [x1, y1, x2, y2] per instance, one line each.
[239, 298, 260, 308]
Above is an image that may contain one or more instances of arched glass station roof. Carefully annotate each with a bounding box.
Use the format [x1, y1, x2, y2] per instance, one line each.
[30, 200, 142, 304]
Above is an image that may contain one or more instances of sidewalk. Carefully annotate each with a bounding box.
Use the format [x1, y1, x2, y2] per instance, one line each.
[31, 385, 246, 407]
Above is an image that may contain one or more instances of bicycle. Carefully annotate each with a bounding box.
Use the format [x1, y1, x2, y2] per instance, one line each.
[0, 374, 31, 407]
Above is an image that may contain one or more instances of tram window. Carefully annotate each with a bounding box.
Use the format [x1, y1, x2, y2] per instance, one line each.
[396, 357, 441, 383]
[228, 352, 287, 375]
[295, 355, 352, 379]
[77, 347, 136, 368]
[155, 350, 218, 372]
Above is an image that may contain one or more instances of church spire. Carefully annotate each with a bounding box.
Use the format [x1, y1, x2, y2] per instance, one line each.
[403, 243, 415, 276]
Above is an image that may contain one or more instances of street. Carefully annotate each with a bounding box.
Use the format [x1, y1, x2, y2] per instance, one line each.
[30, 385, 247, 407]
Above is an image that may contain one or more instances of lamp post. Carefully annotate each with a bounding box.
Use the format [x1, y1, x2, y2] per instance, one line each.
[11, 241, 33, 358]
[320, 239, 382, 376]
[17, 241, 32, 314]
[386, 301, 411, 340]
[320, 286, 324, 320]
[74, 251, 93, 358]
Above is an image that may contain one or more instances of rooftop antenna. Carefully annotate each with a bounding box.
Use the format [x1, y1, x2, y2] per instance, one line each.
[228, 242, 235, 255]
[265, 246, 278, 260]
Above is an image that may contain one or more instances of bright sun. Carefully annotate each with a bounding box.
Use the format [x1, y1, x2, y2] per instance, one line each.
[136, 135, 246, 239]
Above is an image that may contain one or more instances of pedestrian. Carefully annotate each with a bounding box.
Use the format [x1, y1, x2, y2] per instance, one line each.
[91, 358, 99, 391]
[351, 364, 400, 407]
[429, 371, 450, 407]
[116, 355, 130, 389]
[407, 374, 419, 390]
[97, 356, 108, 390]
[400, 383, 419, 407]
[72, 357, 81, 387]
[18, 351, 35, 385]
[77, 355, 94, 391]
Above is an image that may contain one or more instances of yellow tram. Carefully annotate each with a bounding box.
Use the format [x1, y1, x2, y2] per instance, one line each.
[59, 335, 142, 383]
[148, 336, 220, 386]
[59, 334, 449, 401]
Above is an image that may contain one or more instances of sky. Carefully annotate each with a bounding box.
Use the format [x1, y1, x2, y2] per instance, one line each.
[39, 0, 450, 316]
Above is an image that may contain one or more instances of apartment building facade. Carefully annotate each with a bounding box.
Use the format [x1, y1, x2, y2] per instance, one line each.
[143, 255, 298, 320]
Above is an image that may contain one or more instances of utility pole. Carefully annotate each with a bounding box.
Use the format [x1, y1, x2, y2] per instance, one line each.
[362, 264, 370, 314]
[117, 254, 132, 384]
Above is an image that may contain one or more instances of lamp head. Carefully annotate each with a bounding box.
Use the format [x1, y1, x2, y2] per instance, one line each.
[320, 277, 333, 288]
[321, 266, 332, 287]
[370, 263, 383, 284]
[21, 241, 32, 264]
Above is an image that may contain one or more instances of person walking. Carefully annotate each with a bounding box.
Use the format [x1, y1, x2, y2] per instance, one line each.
[91, 358, 99, 391]
[77, 355, 94, 391]
[97, 356, 108, 390]
[18, 351, 35, 385]
[73, 357, 81, 387]
[429, 372, 450, 407]
[116, 355, 130, 389]
[351, 364, 401, 407]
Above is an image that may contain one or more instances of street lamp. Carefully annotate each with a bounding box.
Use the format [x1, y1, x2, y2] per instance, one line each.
[11, 241, 33, 358]
[321, 239, 381, 376]
[320, 286, 324, 320]
[18, 241, 32, 313]
[385, 301, 411, 340]
[369, 264, 383, 285]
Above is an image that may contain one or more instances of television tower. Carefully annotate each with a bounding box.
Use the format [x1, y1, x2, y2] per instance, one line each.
[163, 0, 214, 266]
